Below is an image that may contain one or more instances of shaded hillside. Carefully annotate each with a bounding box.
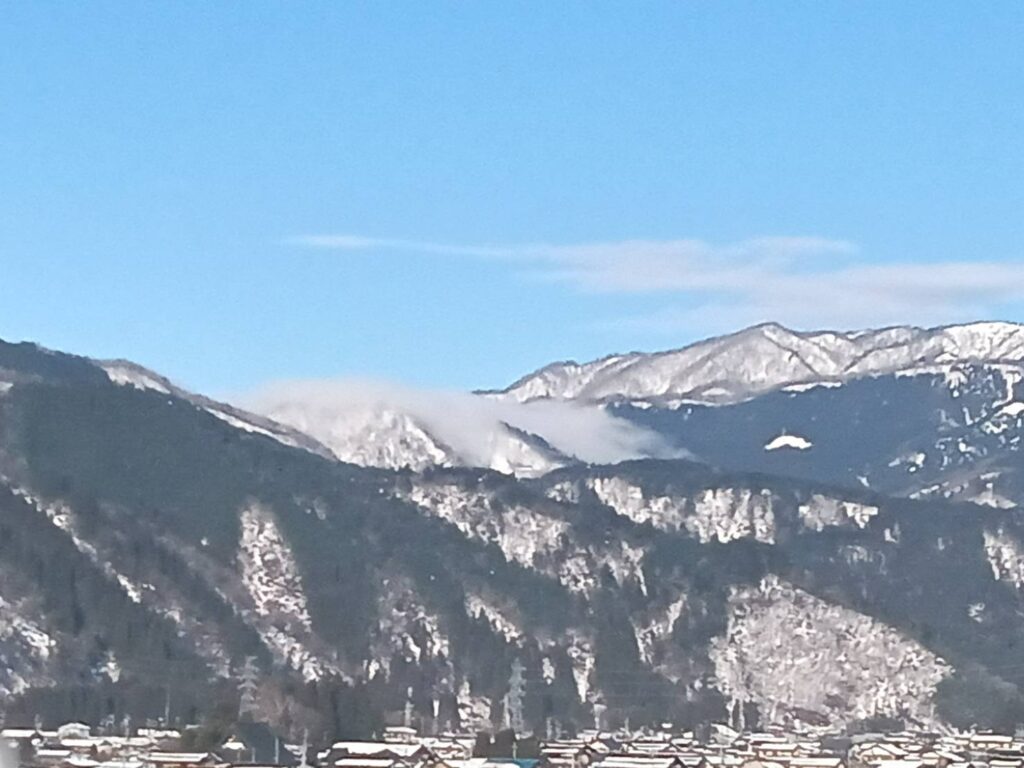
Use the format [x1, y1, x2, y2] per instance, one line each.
[1, 339, 1024, 737]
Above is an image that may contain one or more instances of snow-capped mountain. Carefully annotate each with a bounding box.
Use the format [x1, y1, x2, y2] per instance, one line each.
[610, 358, 1024, 509]
[6, 329, 1024, 740]
[491, 321, 1024, 405]
[481, 321, 1024, 507]
[258, 399, 459, 472]
[250, 388, 571, 478]
[482, 422, 570, 478]
[101, 322, 1024, 498]
[101, 362, 571, 477]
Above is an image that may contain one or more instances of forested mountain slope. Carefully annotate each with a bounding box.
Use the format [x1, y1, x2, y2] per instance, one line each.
[1, 337, 1024, 740]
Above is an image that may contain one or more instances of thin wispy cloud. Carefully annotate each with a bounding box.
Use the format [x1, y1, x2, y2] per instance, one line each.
[292, 235, 513, 259]
[292, 233, 1024, 330]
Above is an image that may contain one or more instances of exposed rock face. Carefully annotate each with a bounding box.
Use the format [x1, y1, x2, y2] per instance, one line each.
[239, 504, 312, 630]
[248, 388, 570, 477]
[0, 594, 56, 696]
[983, 527, 1024, 588]
[261, 402, 456, 472]
[710, 576, 950, 729]
[405, 482, 572, 575]
[798, 495, 879, 531]
[237, 504, 334, 682]
[587, 476, 775, 543]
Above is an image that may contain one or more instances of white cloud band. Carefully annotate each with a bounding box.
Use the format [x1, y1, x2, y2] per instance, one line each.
[291, 233, 1024, 331]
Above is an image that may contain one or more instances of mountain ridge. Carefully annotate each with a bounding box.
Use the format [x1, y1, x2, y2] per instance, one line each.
[5, 330, 1024, 737]
[489, 321, 1024, 406]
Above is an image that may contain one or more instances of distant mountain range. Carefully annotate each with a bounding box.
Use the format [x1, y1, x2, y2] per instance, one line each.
[252, 321, 1024, 508]
[491, 321, 1024, 405]
[2, 323, 1024, 741]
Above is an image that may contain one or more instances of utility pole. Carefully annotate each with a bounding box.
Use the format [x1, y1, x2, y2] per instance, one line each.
[507, 658, 527, 759]
[299, 730, 310, 768]
[507, 658, 526, 735]
[593, 700, 606, 733]
[238, 656, 260, 718]
[404, 686, 414, 729]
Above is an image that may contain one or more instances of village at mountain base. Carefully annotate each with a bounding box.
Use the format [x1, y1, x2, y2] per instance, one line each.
[5, 722, 1024, 768]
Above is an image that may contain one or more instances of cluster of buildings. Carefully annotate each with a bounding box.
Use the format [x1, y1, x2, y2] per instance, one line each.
[538, 728, 1024, 768]
[6, 723, 1024, 768]
[2, 723, 222, 768]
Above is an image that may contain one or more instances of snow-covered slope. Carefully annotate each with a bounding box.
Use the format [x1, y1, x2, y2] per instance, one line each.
[260, 400, 458, 472]
[491, 322, 1024, 405]
[8, 335, 1024, 735]
[99, 360, 335, 459]
[103, 363, 574, 477]
[485, 422, 569, 478]
[254, 395, 569, 477]
[610, 359, 1024, 508]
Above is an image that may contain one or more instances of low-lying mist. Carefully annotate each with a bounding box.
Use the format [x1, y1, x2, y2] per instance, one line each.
[242, 378, 681, 467]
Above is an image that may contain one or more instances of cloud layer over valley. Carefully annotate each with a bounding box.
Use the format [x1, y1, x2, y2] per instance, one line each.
[242, 378, 679, 471]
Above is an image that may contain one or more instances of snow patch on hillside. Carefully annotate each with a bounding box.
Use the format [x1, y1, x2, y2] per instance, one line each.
[464, 592, 521, 643]
[889, 452, 927, 473]
[542, 657, 556, 684]
[782, 381, 843, 393]
[238, 504, 312, 630]
[485, 425, 566, 478]
[764, 434, 812, 451]
[259, 627, 336, 682]
[545, 480, 581, 505]
[970, 481, 1018, 509]
[566, 632, 596, 703]
[0, 594, 56, 695]
[373, 578, 451, 678]
[983, 528, 1024, 588]
[457, 679, 492, 732]
[588, 477, 688, 531]
[798, 495, 879, 530]
[587, 478, 774, 543]
[10, 487, 154, 605]
[10, 486, 238, 676]
[102, 363, 171, 394]
[93, 649, 121, 683]
[710, 575, 950, 729]
[205, 407, 304, 447]
[407, 480, 653, 594]
[601, 541, 648, 595]
[237, 504, 335, 681]
[690, 488, 775, 544]
[265, 399, 566, 477]
[633, 597, 686, 666]
[285, 404, 454, 472]
[405, 483, 574, 581]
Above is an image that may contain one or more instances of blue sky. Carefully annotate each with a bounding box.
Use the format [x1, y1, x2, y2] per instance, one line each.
[3, 2, 1024, 395]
